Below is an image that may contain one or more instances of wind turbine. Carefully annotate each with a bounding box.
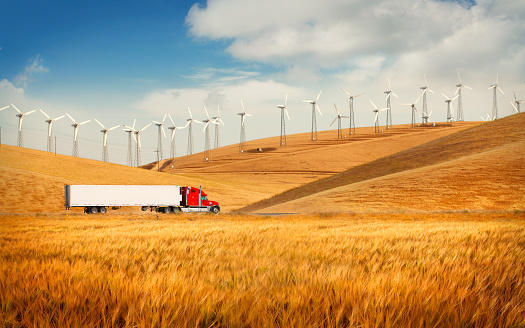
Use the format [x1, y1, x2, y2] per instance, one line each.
[238, 100, 252, 153]
[123, 119, 136, 166]
[384, 78, 398, 129]
[66, 113, 90, 157]
[122, 122, 152, 167]
[167, 115, 188, 159]
[330, 104, 350, 139]
[511, 92, 522, 114]
[212, 106, 225, 149]
[341, 89, 364, 136]
[186, 107, 202, 155]
[420, 74, 434, 124]
[40, 109, 64, 152]
[489, 74, 504, 120]
[441, 93, 459, 122]
[303, 91, 322, 141]
[401, 93, 422, 127]
[202, 106, 219, 162]
[11, 103, 36, 147]
[277, 95, 290, 146]
[369, 100, 389, 133]
[95, 119, 119, 162]
[455, 72, 472, 121]
[153, 114, 167, 161]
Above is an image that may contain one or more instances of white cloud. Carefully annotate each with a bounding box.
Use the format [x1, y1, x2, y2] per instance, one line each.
[14, 54, 49, 88]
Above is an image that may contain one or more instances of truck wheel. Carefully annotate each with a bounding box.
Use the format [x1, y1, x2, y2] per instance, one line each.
[141, 206, 148, 211]
[163, 207, 171, 214]
[90, 207, 98, 214]
[99, 207, 107, 214]
[211, 206, 220, 214]
[173, 207, 182, 213]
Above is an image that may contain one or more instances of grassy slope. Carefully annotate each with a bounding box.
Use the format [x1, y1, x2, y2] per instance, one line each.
[239, 113, 525, 213]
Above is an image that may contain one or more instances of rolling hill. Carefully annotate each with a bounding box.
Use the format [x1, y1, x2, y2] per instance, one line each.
[0, 120, 483, 214]
[239, 112, 525, 213]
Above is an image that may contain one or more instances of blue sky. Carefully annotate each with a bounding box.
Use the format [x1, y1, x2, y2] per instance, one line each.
[1, 0, 524, 165]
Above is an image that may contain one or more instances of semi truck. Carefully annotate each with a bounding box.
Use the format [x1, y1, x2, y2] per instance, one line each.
[64, 185, 220, 214]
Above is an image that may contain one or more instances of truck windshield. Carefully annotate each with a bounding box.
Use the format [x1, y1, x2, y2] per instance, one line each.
[202, 196, 207, 201]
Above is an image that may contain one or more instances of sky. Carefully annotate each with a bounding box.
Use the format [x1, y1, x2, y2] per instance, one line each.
[1, 0, 524, 166]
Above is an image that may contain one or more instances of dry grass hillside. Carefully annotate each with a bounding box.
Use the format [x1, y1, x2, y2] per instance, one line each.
[241, 113, 525, 213]
[0, 122, 476, 214]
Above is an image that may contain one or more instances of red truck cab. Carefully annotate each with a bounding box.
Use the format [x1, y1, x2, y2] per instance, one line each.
[182, 186, 220, 213]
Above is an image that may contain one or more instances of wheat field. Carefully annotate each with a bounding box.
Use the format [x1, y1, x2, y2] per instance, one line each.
[1, 212, 524, 327]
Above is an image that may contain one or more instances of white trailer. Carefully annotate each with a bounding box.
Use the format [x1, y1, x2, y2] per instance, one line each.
[64, 185, 220, 214]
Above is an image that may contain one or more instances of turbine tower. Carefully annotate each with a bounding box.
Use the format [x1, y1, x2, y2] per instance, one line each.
[11, 103, 36, 147]
[401, 93, 422, 127]
[511, 92, 523, 114]
[455, 72, 472, 121]
[369, 100, 388, 133]
[341, 89, 364, 135]
[153, 114, 167, 161]
[95, 119, 119, 162]
[167, 114, 188, 159]
[303, 91, 322, 141]
[441, 93, 459, 122]
[123, 119, 136, 166]
[489, 74, 504, 120]
[384, 78, 398, 129]
[330, 104, 350, 139]
[186, 107, 202, 155]
[202, 106, 219, 162]
[212, 106, 225, 149]
[123, 122, 152, 167]
[238, 100, 252, 153]
[420, 74, 434, 124]
[66, 113, 90, 157]
[277, 95, 290, 146]
[40, 109, 64, 152]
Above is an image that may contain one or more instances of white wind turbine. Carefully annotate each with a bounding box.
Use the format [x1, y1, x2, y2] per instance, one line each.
[153, 114, 167, 161]
[511, 92, 522, 114]
[455, 72, 472, 121]
[489, 74, 504, 120]
[40, 109, 64, 152]
[212, 106, 225, 149]
[441, 93, 459, 122]
[303, 91, 322, 141]
[384, 78, 398, 129]
[66, 113, 91, 157]
[369, 100, 389, 133]
[122, 122, 152, 167]
[330, 104, 350, 139]
[186, 107, 203, 155]
[167, 114, 188, 159]
[420, 74, 434, 124]
[341, 89, 365, 135]
[277, 95, 290, 146]
[401, 93, 422, 127]
[11, 103, 36, 148]
[123, 119, 136, 166]
[95, 119, 119, 162]
[202, 106, 219, 162]
[238, 100, 252, 153]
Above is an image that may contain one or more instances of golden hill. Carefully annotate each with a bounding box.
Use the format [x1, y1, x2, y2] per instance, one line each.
[0, 121, 479, 214]
[240, 113, 525, 213]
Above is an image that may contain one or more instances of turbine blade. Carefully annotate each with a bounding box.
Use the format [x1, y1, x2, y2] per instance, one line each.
[415, 93, 422, 104]
[25, 110, 36, 115]
[203, 122, 209, 132]
[333, 103, 340, 116]
[204, 105, 210, 119]
[316, 104, 322, 116]
[354, 93, 365, 98]
[457, 71, 462, 83]
[316, 90, 322, 102]
[285, 109, 290, 121]
[79, 120, 90, 125]
[74, 127, 78, 141]
[340, 88, 350, 96]
[424, 73, 428, 86]
[240, 99, 245, 112]
[95, 118, 105, 129]
[464, 85, 472, 90]
[40, 109, 50, 119]
[392, 92, 398, 98]
[109, 125, 119, 131]
[48, 121, 52, 137]
[194, 119, 203, 125]
[162, 113, 167, 123]
[369, 99, 378, 109]
[451, 95, 459, 101]
[0, 105, 9, 112]
[428, 88, 434, 94]
[329, 117, 338, 127]
[441, 93, 450, 100]
[161, 126, 166, 138]
[103, 133, 108, 147]
[10, 103, 21, 113]
[168, 114, 175, 126]
[220, 118, 225, 126]
[498, 86, 504, 95]
[188, 107, 193, 119]
[141, 122, 152, 131]
[184, 121, 190, 128]
[54, 115, 65, 121]
[285, 94, 288, 107]
[132, 118, 136, 129]
[66, 113, 75, 123]
[388, 77, 392, 91]
[455, 86, 460, 95]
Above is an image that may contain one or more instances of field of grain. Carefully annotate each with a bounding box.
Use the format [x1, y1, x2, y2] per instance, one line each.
[1, 213, 524, 327]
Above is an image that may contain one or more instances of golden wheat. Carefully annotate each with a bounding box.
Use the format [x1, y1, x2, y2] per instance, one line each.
[1, 212, 524, 327]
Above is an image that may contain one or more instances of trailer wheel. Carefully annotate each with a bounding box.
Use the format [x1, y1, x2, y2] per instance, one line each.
[163, 207, 171, 214]
[99, 207, 107, 214]
[141, 206, 148, 211]
[89, 207, 98, 214]
[173, 207, 182, 213]
[211, 206, 220, 214]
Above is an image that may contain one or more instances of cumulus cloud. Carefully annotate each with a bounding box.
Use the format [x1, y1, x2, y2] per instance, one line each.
[14, 54, 49, 88]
